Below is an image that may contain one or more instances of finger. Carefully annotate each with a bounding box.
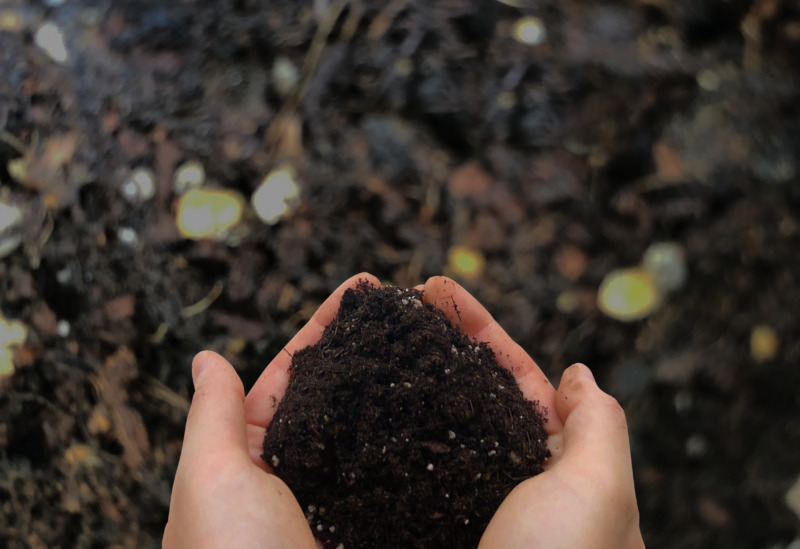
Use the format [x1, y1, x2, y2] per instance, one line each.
[181, 351, 249, 461]
[552, 363, 634, 488]
[245, 272, 381, 428]
[247, 423, 273, 473]
[422, 276, 563, 433]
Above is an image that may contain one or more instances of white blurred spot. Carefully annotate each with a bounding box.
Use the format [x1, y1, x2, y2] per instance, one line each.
[0, 202, 22, 235]
[251, 168, 300, 225]
[35, 22, 69, 64]
[642, 242, 686, 292]
[272, 57, 299, 97]
[173, 161, 205, 195]
[697, 69, 721, 91]
[684, 434, 707, 459]
[56, 320, 70, 337]
[0, 202, 23, 259]
[123, 168, 156, 202]
[118, 227, 138, 246]
[513, 16, 546, 46]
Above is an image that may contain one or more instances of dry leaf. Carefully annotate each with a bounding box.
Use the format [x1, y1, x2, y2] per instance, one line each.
[8, 132, 78, 192]
[91, 347, 150, 469]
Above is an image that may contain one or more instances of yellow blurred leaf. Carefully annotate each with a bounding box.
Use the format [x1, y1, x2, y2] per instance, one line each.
[750, 324, 778, 362]
[447, 246, 486, 281]
[598, 268, 661, 322]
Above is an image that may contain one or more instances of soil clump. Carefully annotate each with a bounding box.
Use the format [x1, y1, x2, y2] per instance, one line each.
[263, 281, 550, 548]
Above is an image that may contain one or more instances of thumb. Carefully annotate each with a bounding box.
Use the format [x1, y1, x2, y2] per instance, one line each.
[553, 363, 634, 485]
[181, 351, 249, 461]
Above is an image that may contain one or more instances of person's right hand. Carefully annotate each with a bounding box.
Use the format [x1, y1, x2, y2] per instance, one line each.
[421, 276, 645, 549]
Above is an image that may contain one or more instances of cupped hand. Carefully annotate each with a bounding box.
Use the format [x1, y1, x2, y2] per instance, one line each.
[421, 276, 645, 549]
[164, 273, 645, 549]
[163, 272, 380, 549]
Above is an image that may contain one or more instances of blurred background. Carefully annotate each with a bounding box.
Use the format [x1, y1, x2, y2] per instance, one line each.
[1, 0, 799, 547]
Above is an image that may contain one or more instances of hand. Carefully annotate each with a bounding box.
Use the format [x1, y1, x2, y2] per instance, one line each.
[421, 276, 645, 549]
[163, 273, 645, 549]
[163, 273, 381, 549]
[161, 349, 315, 549]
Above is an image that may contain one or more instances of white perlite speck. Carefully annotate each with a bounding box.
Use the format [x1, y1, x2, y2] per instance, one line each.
[426, 463, 434, 471]
[56, 320, 70, 337]
[117, 227, 138, 246]
[271, 455, 280, 468]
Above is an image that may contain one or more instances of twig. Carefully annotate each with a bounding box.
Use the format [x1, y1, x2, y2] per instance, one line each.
[283, 0, 348, 113]
[0, 130, 26, 154]
[143, 375, 190, 414]
[368, 0, 409, 40]
[340, 1, 365, 42]
[148, 323, 169, 344]
[493, 0, 537, 7]
[266, 0, 349, 155]
[37, 210, 54, 248]
[181, 281, 224, 318]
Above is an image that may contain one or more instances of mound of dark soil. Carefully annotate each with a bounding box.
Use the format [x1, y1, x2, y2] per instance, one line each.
[262, 281, 550, 548]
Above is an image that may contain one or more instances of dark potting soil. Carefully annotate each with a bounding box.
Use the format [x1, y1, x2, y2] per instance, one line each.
[262, 281, 550, 548]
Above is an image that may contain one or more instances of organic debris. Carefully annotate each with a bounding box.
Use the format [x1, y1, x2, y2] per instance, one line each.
[90, 347, 150, 469]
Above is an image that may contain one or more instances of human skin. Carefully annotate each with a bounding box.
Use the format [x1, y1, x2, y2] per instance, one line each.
[163, 273, 645, 549]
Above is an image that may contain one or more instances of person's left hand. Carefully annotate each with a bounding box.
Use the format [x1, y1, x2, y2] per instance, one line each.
[163, 273, 380, 549]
